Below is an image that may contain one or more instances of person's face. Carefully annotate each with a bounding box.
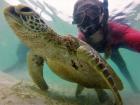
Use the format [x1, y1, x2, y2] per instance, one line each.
[75, 5, 102, 36]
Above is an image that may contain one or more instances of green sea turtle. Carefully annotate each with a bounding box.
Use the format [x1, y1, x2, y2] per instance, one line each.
[4, 5, 123, 105]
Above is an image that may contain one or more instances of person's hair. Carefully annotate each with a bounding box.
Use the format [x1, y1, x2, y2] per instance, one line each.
[73, 0, 102, 18]
[73, 0, 109, 37]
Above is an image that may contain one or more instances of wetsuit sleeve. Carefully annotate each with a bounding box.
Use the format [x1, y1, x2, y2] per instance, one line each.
[123, 27, 140, 52]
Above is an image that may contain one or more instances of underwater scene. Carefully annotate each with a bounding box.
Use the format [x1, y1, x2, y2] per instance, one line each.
[0, 0, 140, 105]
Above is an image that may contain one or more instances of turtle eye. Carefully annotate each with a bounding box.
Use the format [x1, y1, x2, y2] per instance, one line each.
[20, 7, 33, 13]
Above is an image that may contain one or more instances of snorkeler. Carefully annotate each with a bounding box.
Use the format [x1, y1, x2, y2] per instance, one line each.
[72, 0, 140, 92]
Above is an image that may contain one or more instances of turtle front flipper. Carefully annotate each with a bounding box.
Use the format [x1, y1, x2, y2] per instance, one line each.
[76, 45, 123, 105]
[27, 51, 48, 90]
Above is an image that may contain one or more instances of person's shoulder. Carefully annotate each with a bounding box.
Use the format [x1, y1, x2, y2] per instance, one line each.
[108, 21, 130, 33]
[108, 21, 140, 33]
[108, 21, 129, 28]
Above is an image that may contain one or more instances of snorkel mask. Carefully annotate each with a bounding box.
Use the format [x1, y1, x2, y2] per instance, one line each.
[72, 0, 108, 37]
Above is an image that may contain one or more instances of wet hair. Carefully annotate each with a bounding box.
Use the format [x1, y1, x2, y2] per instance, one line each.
[73, 0, 102, 24]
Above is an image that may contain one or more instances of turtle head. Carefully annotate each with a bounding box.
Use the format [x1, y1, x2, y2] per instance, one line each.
[4, 5, 48, 47]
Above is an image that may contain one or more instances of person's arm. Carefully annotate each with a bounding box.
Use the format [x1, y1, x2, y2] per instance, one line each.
[122, 27, 140, 52]
[108, 21, 140, 52]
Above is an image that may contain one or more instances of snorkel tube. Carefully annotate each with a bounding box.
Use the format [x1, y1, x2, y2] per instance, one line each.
[103, 0, 108, 9]
[101, 0, 109, 28]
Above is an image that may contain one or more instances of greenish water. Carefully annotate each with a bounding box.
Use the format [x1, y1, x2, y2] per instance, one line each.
[0, 1, 140, 105]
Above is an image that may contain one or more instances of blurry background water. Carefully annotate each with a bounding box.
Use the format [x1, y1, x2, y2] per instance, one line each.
[0, 0, 140, 104]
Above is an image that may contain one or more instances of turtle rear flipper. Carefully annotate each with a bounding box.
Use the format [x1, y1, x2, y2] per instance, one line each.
[77, 44, 123, 105]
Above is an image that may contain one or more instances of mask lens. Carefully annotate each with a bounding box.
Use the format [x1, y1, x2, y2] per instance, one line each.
[73, 11, 85, 25]
[79, 15, 100, 33]
[79, 24, 96, 35]
[74, 5, 102, 36]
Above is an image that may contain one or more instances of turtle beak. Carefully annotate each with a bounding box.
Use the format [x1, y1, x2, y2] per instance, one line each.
[4, 6, 15, 16]
[4, 6, 21, 19]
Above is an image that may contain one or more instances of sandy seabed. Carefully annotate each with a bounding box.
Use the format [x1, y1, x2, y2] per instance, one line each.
[0, 71, 140, 105]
